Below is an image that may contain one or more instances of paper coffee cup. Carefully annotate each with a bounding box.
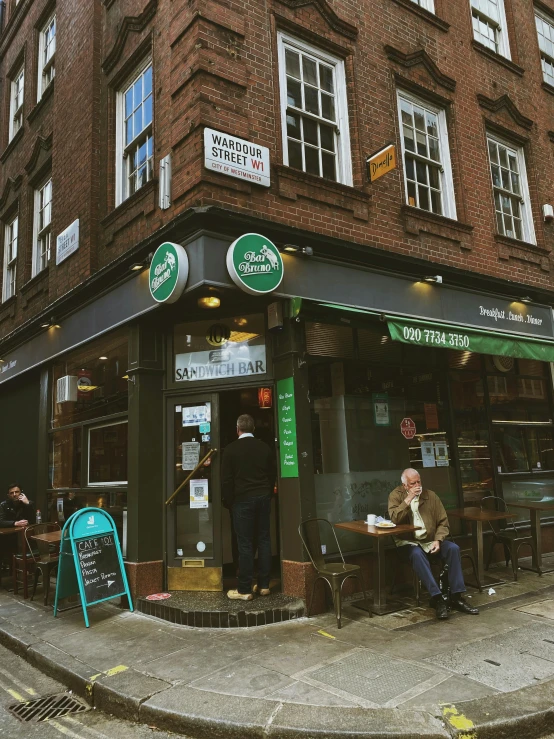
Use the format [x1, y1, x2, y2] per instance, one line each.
[366, 514, 376, 525]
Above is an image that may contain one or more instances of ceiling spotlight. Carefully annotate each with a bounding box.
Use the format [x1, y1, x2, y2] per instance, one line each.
[198, 296, 221, 309]
[41, 317, 60, 329]
[424, 275, 443, 284]
[283, 244, 313, 256]
[520, 296, 532, 303]
[130, 263, 144, 272]
[99, 356, 108, 360]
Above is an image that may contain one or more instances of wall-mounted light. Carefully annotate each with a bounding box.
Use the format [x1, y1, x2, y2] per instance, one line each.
[520, 296, 532, 304]
[543, 204, 554, 223]
[99, 356, 108, 361]
[198, 296, 221, 309]
[424, 275, 443, 284]
[40, 317, 60, 329]
[282, 244, 314, 256]
[130, 263, 144, 272]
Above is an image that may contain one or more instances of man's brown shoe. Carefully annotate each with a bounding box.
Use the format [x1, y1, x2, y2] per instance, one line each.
[227, 589, 253, 601]
[253, 585, 270, 596]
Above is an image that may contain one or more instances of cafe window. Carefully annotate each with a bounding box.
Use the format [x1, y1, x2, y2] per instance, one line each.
[173, 314, 266, 384]
[88, 421, 128, 485]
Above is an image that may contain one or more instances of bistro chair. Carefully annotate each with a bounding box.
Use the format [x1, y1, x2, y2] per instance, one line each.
[298, 518, 370, 629]
[19, 523, 60, 605]
[480, 496, 540, 581]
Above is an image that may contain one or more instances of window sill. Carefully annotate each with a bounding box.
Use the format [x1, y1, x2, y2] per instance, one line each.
[494, 233, 548, 254]
[471, 41, 524, 77]
[0, 127, 24, 164]
[21, 267, 49, 295]
[27, 80, 54, 124]
[542, 81, 554, 98]
[390, 0, 449, 32]
[401, 204, 473, 238]
[101, 179, 156, 229]
[0, 296, 17, 323]
[276, 165, 370, 220]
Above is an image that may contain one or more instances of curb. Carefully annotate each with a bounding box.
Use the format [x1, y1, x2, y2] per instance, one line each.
[1, 615, 553, 738]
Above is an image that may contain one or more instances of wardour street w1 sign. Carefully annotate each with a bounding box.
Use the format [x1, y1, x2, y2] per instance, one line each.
[226, 233, 284, 295]
[204, 128, 270, 187]
[149, 242, 189, 303]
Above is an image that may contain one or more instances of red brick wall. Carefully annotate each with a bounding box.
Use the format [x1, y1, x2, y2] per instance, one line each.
[2, 0, 554, 337]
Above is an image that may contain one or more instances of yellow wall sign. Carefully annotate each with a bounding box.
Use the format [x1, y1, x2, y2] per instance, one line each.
[368, 144, 396, 182]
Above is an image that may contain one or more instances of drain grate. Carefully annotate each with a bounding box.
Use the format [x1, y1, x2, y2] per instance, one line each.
[8, 693, 90, 723]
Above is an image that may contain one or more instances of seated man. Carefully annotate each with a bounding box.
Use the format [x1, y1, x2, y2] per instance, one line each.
[388, 468, 479, 620]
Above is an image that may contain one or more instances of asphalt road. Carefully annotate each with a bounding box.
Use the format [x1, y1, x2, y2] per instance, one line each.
[0, 644, 190, 739]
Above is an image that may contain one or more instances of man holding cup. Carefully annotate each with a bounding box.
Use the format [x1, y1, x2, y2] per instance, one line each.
[388, 468, 478, 620]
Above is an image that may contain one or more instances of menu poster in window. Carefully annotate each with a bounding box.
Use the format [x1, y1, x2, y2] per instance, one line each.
[190, 478, 209, 509]
[435, 442, 449, 466]
[182, 404, 211, 427]
[182, 442, 201, 470]
[421, 441, 436, 468]
[424, 403, 439, 431]
[372, 393, 390, 426]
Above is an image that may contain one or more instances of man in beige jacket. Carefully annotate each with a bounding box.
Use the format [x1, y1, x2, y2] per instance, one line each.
[388, 468, 479, 620]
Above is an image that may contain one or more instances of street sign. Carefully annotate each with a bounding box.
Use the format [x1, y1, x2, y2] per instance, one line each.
[53, 508, 133, 628]
[400, 417, 416, 439]
[367, 144, 396, 182]
[204, 128, 270, 187]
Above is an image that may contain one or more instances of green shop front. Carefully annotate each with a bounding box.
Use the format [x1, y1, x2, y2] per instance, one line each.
[1, 230, 554, 600]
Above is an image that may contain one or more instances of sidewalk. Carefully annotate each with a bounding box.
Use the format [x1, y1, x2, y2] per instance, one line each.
[1, 558, 554, 738]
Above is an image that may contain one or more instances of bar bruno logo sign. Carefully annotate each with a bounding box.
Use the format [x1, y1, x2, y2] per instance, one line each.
[149, 242, 189, 303]
[227, 234, 284, 295]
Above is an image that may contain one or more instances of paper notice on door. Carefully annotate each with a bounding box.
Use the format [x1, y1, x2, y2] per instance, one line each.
[435, 442, 449, 467]
[182, 404, 211, 427]
[182, 442, 201, 470]
[190, 479, 209, 509]
[421, 441, 436, 468]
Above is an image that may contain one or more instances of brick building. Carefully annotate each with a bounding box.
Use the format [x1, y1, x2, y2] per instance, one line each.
[1, 0, 554, 605]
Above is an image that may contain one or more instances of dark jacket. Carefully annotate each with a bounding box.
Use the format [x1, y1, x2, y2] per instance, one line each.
[388, 486, 449, 542]
[222, 436, 276, 508]
[0, 496, 35, 528]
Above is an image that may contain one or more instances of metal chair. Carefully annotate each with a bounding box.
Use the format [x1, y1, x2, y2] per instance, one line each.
[481, 496, 540, 581]
[23, 523, 60, 604]
[299, 518, 370, 629]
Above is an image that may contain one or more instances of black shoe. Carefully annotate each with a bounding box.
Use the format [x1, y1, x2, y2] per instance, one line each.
[451, 594, 479, 615]
[431, 595, 449, 620]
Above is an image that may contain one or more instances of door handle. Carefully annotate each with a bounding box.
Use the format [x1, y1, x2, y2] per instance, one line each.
[165, 448, 218, 506]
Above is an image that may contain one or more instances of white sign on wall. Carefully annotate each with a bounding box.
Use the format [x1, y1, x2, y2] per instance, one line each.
[56, 219, 79, 265]
[175, 344, 266, 382]
[204, 128, 270, 187]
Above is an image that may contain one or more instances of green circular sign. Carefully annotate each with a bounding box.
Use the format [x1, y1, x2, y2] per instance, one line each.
[226, 233, 284, 295]
[149, 242, 189, 303]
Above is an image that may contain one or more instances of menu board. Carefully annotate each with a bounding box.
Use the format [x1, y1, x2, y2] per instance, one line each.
[76, 533, 125, 605]
[277, 377, 299, 478]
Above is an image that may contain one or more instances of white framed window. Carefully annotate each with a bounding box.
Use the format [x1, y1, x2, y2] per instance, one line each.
[277, 32, 352, 186]
[536, 11, 554, 87]
[37, 14, 56, 101]
[9, 66, 24, 141]
[411, 0, 435, 12]
[397, 90, 456, 219]
[487, 135, 535, 244]
[470, 0, 510, 58]
[32, 178, 52, 276]
[3, 216, 18, 301]
[116, 62, 153, 206]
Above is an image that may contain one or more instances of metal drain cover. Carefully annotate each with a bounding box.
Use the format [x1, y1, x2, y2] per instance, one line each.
[8, 692, 90, 722]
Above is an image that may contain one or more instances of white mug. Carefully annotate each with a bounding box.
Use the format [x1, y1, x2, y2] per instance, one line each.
[366, 514, 376, 525]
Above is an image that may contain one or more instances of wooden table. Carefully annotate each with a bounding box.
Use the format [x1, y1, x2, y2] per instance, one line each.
[334, 521, 421, 615]
[29, 530, 62, 545]
[0, 526, 27, 598]
[448, 507, 517, 588]
[505, 501, 554, 574]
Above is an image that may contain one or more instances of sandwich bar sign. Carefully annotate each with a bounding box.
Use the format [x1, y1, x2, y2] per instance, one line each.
[227, 234, 284, 295]
[204, 128, 270, 187]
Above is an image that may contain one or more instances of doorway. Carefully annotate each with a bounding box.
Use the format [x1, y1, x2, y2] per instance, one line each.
[166, 386, 279, 591]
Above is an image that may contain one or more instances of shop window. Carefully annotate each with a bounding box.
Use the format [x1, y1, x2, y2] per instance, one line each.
[37, 14, 56, 101]
[397, 90, 456, 219]
[51, 330, 128, 428]
[50, 427, 81, 489]
[470, 0, 510, 58]
[277, 32, 352, 185]
[487, 135, 535, 244]
[305, 322, 355, 359]
[88, 421, 128, 485]
[9, 65, 24, 141]
[536, 10, 554, 86]
[2, 216, 18, 301]
[116, 61, 153, 205]
[32, 178, 52, 276]
[173, 314, 266, 383]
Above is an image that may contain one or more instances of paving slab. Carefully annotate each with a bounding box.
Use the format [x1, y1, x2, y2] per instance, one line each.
[190, 658, 296, 698]
[398, 674, 499, 708]
[516, 598, 554, 620]
[266, 678, 360, 706]
[94, 667, 171, 721]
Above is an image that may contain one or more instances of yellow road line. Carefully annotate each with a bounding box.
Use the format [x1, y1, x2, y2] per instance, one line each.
[317, 630, 336, 639]
[442, 704, 477, 738]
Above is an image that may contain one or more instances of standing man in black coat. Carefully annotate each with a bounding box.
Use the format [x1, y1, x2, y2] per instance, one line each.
[0, 483, 34, 528]
[222, 414, 276, 601]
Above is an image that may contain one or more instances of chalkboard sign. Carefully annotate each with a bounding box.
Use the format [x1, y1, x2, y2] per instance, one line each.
[54, 508, 133, 627]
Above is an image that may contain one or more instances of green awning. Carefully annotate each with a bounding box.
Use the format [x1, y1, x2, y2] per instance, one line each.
[387, 316, 554, 362]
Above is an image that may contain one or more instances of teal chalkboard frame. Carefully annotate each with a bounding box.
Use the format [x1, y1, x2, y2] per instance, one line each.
[53, 508, 133, 628]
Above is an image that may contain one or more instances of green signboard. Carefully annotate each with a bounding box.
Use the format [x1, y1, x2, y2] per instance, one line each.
[277, 377, 299, 478]
[226, 233, 284, 295]
[387, 316, 554, 362]
[54, 508, 133, 628]
[149, 242, 189, 303]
